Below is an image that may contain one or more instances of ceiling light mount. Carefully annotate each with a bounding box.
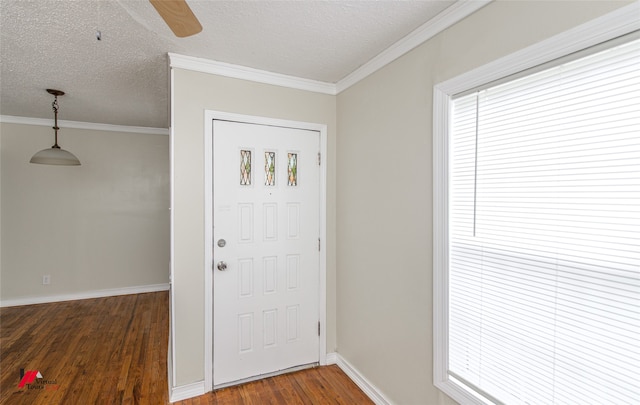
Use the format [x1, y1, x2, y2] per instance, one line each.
[30, 89, 81, 166]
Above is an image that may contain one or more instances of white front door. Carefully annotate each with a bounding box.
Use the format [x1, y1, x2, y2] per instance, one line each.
[212, 119, 320, 386]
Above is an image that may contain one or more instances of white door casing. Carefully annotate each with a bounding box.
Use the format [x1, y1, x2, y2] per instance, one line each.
[208, 116, 325, 388]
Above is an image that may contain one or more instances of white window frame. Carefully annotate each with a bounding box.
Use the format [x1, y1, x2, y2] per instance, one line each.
[432, 3, 640, 405]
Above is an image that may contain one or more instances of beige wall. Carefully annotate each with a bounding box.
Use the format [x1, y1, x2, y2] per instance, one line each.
[2, 0, 630, 401]
[170, 70, 337, 385]
[335, 1, 631, 404]
[0, 122, 169, 302]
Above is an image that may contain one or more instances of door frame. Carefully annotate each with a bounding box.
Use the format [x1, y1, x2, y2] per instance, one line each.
[203, 110, 328, 391]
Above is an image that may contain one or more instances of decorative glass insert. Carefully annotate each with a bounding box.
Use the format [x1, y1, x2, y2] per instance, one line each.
[287, 153, 298, 186]
[240, 150, 251, 185]
[265, 151, 276, 186]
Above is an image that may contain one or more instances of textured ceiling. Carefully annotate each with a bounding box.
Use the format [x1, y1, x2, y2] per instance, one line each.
[1, 0, 456, 129]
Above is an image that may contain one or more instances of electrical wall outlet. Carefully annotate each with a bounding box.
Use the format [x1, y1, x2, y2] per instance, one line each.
[42, 275, 51, 285]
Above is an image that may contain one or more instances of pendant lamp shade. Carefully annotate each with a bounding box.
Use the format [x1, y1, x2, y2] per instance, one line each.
[30, 146, 81, 166]
[30, 89, 81, 166]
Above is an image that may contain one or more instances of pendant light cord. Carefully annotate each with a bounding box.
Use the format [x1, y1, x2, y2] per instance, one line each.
[52, 96, 60, 149]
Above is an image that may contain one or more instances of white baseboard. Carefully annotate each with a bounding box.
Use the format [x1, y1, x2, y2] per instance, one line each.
[0, 283, 170, 307]
[170, 380, 205, 403]
[167, 353, 384, 403]
[336, 353, 393, 405]
[167, 351, 387, 403]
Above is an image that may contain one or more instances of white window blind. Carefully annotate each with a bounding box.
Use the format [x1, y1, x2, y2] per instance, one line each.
[449, 37, 640, 405]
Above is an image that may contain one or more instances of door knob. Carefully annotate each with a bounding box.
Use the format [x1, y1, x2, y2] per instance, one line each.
[217, 261, 227, 271]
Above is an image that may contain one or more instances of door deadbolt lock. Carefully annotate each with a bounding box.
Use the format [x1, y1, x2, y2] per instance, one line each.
[217, 239, 226, 248]
[217, 261, 227, 271]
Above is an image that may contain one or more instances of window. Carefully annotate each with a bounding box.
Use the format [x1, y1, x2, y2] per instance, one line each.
[433, 8, 640, 405]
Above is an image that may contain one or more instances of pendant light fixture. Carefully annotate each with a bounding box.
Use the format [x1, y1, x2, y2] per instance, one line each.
[30, 89, 81, 166]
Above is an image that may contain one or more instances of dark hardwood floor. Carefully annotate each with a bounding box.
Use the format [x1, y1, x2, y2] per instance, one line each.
[0, 292, 372, 405]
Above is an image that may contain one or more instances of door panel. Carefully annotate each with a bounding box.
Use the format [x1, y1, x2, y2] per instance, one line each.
[213, 120, 320, 386]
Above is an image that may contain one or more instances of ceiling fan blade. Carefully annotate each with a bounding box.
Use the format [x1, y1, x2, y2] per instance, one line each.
[149, 0, 202, 38]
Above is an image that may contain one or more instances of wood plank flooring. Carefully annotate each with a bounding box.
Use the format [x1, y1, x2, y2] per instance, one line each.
[0, 292, 169, 404]
[0, 292, 372, 405]
[173, 365, 373, 405]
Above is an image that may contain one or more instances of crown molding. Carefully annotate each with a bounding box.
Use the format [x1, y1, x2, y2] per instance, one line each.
[169, 53, 337, 95]
[0, 115, 169, 136]
[168, 2, 491, 96]
[335, 0, 492, 93]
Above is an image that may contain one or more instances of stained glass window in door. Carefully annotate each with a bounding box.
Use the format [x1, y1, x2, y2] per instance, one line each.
[265, 151, 276, 186]
[287, 153, 298, 186]
[240, 150, 251, 185]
